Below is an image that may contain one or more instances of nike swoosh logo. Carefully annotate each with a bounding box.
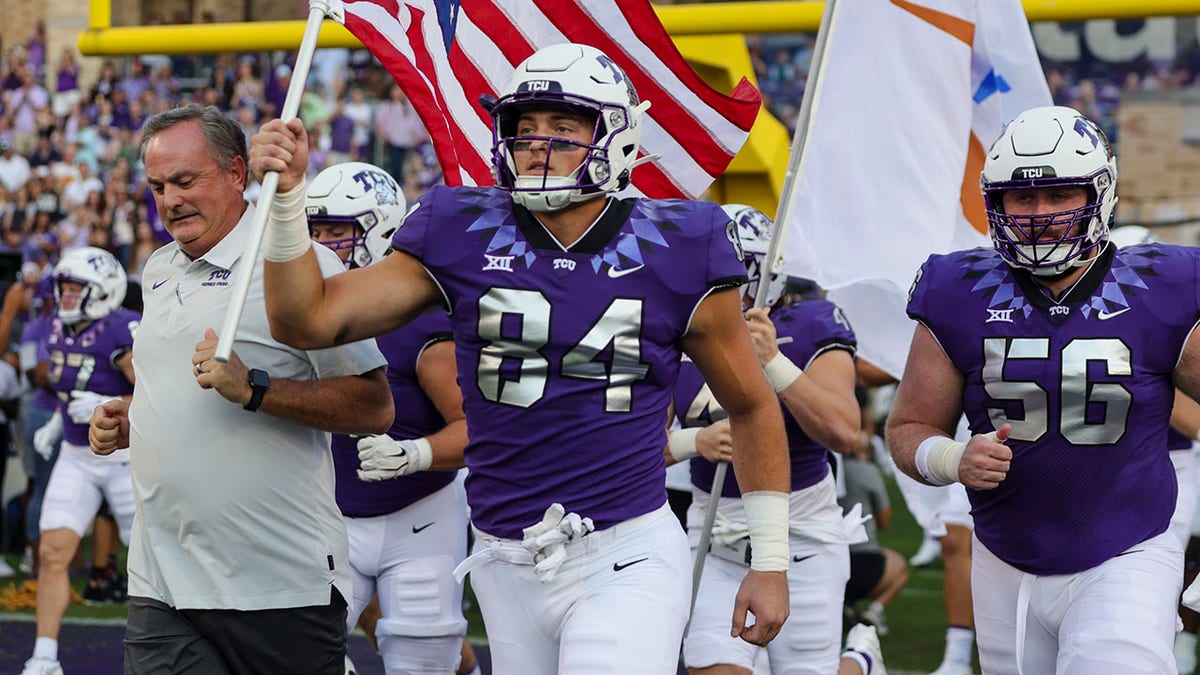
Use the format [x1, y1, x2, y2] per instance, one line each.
[412, 522, 435, 534]
[152, 278, 171, 290]
[792, 553, 816, 563]
[1097, 307, 1131, 320]
[607, 264, 644, 279]
[612, 557, 649, 572]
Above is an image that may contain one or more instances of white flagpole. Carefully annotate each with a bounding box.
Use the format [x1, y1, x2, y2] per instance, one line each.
[215, 0, 333, 362]
[754, 0, 840, 310]
[688, 0, 842, 631]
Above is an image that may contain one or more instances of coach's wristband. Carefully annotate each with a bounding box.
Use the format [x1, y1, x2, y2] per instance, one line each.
[667, 427, 701, 462]
[264, 179, 313, 263]
[763, 351, 803, 393]
[915, 435, 965, 486]
[743, 491, 790, 572]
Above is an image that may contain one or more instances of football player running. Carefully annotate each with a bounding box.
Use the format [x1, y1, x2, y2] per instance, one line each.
[669, 205, 863, 675]
[306, 161, 474, 675]
[251, 43, 790, 673]
[20, 247, 139, 675]
[888, 106, 1200, 674]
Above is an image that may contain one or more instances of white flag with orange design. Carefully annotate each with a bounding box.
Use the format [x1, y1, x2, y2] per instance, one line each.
[780, 0, 1050, 378]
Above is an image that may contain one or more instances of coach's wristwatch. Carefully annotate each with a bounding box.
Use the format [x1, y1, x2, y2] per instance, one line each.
[245, 368, 270, 412]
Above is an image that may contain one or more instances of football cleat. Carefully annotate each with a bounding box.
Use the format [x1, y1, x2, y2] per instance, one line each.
[19, 656, 63, 675]
[844, 623, 888, 675]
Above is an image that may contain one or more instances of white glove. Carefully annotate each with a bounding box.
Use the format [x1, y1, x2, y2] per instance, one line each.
[33, 410, 64, 460]
[67, 391, 118, 425]
[1184, 576, 1200, 612]
[520, 503, 594, 583]
[357, 435, 433, 481]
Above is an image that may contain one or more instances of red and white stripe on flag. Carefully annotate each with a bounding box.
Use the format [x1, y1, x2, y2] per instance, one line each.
[337, 0, 762, 198]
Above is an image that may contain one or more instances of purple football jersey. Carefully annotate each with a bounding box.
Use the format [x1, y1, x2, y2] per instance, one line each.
[675, 299, 856, 497]
[23, 312, 58, 411]
[1168, 428, 1193, 452]
[333, 309, 456, 518]
[43, 308, 139, 446]
[393, 186, 748, 539]
[908, 243, 1200, 575]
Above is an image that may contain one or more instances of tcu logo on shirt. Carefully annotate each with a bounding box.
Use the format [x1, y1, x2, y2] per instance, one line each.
[202, 269, 231, 287]
[1049, 305, 1070, 317]
[553, 258, 576, 271]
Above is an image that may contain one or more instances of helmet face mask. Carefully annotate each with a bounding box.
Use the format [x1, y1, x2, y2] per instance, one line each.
[722, 204, 785, 307]
[491, 44, 649, 212]
[53, 247, 127, 324]
[982, 106, 1118, 277]
[306, 162, 405, 269]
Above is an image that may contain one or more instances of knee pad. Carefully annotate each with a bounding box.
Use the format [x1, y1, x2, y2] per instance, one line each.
[377, 633, 462, 675]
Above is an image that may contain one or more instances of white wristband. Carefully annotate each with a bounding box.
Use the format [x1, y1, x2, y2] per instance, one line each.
[411, 436, 434, 473]
[914, 435, 965, 486]
[763, 351, 803, 393]
[667, 427, 701, 462]
[743, 490, 790, 572]
[264, 178, 313, 263]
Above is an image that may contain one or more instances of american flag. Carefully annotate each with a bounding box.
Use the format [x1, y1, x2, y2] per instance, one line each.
[335, 0, 762, 199]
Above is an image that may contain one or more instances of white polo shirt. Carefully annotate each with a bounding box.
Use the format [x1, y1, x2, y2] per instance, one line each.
[127, 202, 386, 611]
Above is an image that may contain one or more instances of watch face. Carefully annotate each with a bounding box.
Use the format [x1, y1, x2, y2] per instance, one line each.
[250, 369, 269, 388]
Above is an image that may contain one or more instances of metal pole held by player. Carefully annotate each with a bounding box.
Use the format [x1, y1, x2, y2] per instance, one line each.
[687, 0, 842, 630]
[215, 0, 335, 362]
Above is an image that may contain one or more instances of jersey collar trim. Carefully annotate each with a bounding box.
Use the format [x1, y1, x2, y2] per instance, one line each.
[512, 198, 636, 255]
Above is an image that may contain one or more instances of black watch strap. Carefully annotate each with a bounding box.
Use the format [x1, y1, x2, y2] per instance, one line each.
[244, 368, 270, 412]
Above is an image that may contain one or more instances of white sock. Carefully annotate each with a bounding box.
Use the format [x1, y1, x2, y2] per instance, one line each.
[1179, 631, 1198, 653]
[945, 626, 974, 665]
[842, 651, 871, 675]
[33, 637, 58, 660]
[867, 600, 885, 615]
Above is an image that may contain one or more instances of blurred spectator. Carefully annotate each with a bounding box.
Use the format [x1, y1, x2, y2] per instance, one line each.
[6, 68, 49, 155]
[25, 21, 46, 80]
[60, 160, 102, 212]
[325, 100, 355, 167]
[120, 59, 152, 102]
[32, 169, 58, 218]
[264, 63, 290, 117]
[231, 57, 264, 114]
[2, 184, 33, 233]
[343, 86, 373, 161]
[128, 219, 160, 277]
[0, 140, 30, 194]
[88, 61, 119, 102]
[27, 134, 61, 170]
[51, 49, 81, 117]
[375, 84, 426, 186]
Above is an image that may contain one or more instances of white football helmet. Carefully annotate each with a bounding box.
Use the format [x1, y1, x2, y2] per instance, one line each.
[1107, 225, 1156, 249]
[722, 204, 785, 307]
[306, 162, 406, 269]
[53, 246, 127, 324]
[490, 43, 652, 212]
[982, 105, 1118, 276]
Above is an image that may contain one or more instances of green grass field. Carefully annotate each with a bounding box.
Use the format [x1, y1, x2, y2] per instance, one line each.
[0, 475, 964, 674]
